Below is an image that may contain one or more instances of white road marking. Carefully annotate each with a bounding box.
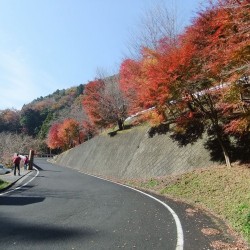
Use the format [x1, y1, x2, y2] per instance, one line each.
[1, 164, 184, 249]
[0, 167, 39, 196]
[78, 170, 184, 250]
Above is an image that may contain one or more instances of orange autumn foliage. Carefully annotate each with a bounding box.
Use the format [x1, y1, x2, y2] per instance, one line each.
[47, 118, 84, 150]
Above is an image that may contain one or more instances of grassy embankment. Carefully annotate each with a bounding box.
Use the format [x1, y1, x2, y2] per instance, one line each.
[0, 178, 9, 190]
[125, 164, 250, 245]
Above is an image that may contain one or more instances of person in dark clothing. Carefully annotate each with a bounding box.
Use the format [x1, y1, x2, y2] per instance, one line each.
[13, 153, 21, 176]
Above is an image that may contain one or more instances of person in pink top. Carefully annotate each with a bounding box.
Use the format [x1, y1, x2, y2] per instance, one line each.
[24, 156, 29, 170]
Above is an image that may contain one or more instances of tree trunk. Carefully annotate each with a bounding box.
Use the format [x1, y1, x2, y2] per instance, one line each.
[117, 118, 124, 131]
[216, 129, 232, 168]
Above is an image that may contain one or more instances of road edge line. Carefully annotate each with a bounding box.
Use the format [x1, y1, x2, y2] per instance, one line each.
[79, 171, 184, 250]
[0, 167, 39, 196]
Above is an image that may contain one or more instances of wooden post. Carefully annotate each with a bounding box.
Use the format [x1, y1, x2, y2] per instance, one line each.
[28, 149, 34, 170]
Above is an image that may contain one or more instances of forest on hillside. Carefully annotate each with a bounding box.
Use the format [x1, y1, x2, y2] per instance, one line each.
[0, 84, 87, 164]
[0, 0, 249, 167]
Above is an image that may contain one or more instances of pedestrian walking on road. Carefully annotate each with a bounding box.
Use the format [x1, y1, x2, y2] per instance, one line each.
[13, 153, 21, 176]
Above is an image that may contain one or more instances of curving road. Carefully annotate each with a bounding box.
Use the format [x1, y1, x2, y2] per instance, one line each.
[0, 158, 233, 250]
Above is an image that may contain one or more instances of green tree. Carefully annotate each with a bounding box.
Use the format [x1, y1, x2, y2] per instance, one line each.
[20, 108, 49, 137]
[38, 112, 54, 139]
[76, 84, 84, 96]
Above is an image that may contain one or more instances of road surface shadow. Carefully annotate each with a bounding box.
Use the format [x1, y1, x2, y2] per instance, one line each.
[33, 163, 62, 172]
[0, 196, 45, 206]
[0, 216, 98, 242]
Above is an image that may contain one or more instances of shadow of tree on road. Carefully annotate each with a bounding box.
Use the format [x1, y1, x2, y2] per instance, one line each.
[0, 216, 98, 242]
[0, 196, 45, 206]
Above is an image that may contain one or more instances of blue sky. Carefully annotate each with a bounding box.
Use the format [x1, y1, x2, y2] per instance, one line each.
[0, 0, 204, 110]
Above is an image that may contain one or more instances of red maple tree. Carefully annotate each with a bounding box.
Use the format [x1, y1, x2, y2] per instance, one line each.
[82, 78, 127, 130]
[47, 119, 84, 151]
[119, 0, 250, 167]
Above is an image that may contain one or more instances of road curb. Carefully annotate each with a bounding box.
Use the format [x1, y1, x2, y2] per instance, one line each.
[0, 170, 32, 193]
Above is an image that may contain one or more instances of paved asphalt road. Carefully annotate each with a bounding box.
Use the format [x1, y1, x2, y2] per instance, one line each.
[0, 158, 239, 250]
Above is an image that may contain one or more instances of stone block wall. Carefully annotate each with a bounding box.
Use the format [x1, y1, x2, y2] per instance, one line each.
[53, 126, 217, 179]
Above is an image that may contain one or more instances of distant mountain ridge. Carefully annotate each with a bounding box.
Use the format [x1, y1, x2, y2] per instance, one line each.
[0, 83, 86, 138]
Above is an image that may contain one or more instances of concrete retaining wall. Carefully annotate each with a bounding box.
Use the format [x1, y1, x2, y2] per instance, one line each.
[53, 126, 217, 179]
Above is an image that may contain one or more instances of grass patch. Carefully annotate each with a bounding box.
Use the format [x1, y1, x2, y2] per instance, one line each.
[101, 123, 148, 137]
[0, 178, 9, 190]
[125, 164, 250, 245]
